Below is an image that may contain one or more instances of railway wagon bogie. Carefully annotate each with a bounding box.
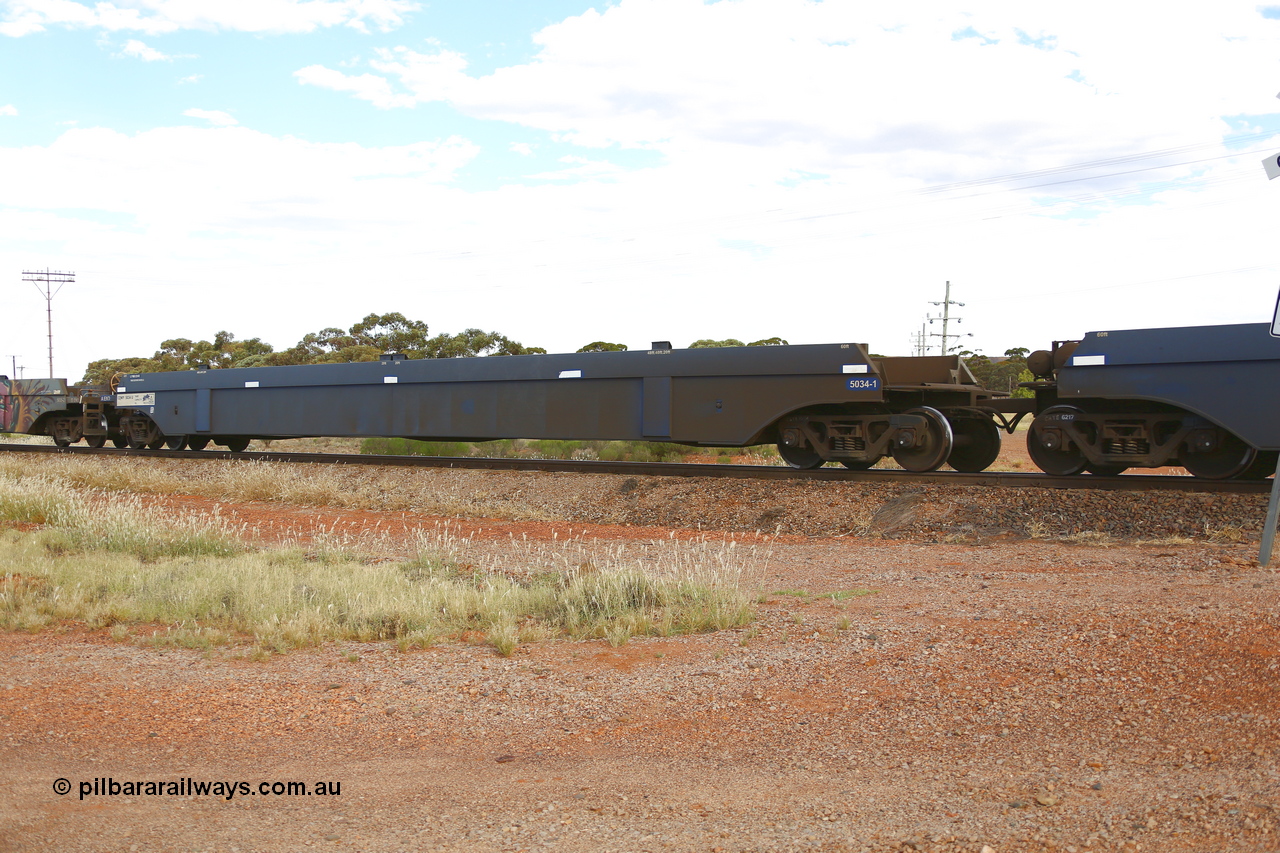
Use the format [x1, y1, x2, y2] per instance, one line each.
[770, 352, 1009, 471]
[1024, 402, 1260, 479]
[774, 404, 1000, 472]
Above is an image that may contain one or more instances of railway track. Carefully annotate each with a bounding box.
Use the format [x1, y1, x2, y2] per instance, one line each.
[0, 442, 1270, 494]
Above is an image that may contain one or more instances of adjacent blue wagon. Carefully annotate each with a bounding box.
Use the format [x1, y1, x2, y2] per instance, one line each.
[1025, 322, 1280, 478]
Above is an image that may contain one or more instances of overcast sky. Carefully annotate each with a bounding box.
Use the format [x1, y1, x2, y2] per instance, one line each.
[4, 0, 1280, 380]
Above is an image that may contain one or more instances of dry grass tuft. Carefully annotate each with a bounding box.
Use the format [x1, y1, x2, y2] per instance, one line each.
[0, 453, 552, 521]
[0, 473, 765, 655]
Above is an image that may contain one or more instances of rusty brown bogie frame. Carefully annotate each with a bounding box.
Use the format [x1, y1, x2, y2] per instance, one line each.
[1030, 407, 1208, 469]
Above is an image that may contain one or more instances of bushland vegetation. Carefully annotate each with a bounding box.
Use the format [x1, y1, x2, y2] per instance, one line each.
[81, 310, 1028, 398]
[82, 313, 549, 384]
[0, 459, 762, 655]
[81, 312, 796, 385]
[961, 347, 1035, 396]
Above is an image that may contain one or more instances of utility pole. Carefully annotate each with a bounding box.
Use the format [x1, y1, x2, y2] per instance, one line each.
[911, 322, 928, 356]
[21, 269, 74, 378]
[928, 280, 972, 355]
[1, 355, 23, 379]
[1256, 117, 1280, 566]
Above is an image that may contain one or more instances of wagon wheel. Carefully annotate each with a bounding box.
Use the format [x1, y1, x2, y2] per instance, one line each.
[53, 436, 72, 447]
[946, 417, 1001, 473]
[186, 436, 210, 451]
[1238, 450, 1279, 480]
[1027, 405, 1088, 476]
[1182, 430, 1257, 480]
[890, 407, 953, 473]
[111, 436, 129, 448]
[85, 435, 107, 448]
[222, 437, 251, 453]
[777, 442, 824, 469]
[163, 436, 188, 451]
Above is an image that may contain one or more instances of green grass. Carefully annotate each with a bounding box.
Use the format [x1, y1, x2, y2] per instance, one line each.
[0, 474, 244, 561]
[0, 536, 757, 653]
[0, 475, 763, 655]
[359, 437, 479, 457]
[826, 589, 877, 601]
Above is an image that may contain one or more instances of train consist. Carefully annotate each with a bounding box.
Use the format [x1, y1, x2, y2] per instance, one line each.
[2, 322, 1277, 479]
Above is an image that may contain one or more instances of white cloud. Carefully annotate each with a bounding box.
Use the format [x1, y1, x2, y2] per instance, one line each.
[119, 38, 172, 61]
[6, 116, 1277, 382]
[0, 0, 419, 36]
[297, 0, 1280, 187]
[299, 45, 474, 108]
[183, 108, 238, 126]
[0, 104, 16, 116]
[295, 64, 416, 109]
[0, 122, 487, 375]
[369, 45, 473, 100]
[4, 124, 480, 230]
[7, 1, 1280, 382]
[525, 154, 626, 182]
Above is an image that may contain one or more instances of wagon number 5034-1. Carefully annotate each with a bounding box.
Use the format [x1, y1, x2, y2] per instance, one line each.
[846, 377, 880, 391]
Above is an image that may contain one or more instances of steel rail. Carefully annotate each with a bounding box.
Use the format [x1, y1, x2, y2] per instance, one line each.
[0, 442, 1270, 494]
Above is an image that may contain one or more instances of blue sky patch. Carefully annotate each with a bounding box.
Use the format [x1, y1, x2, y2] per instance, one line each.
[778, 170, 831, 188]
[951, 26, 997, 45]
[1014, 28, 1056, 50]
[718, 238, 772, 259]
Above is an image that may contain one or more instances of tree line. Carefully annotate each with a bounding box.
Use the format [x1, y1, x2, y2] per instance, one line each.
[81, 313, 793, 384]
[961, 347, 1034, 396]
[81, 312, 1031, 395]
